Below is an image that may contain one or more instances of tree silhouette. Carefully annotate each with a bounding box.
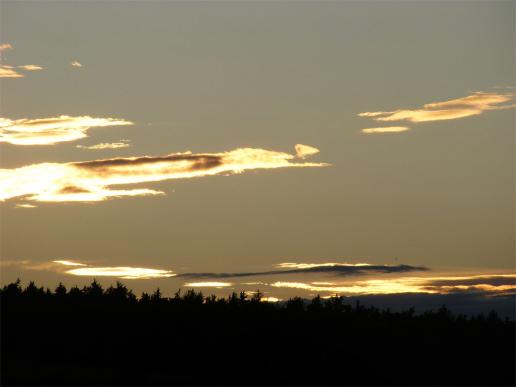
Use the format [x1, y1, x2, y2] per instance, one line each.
[1, 279, 514, 386]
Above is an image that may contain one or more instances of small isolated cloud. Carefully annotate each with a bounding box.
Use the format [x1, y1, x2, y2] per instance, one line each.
[359, 91, 515, 124]
[0, 115, 133, 145]
[0, 145, 328, 204]
[183, 282, 233, 288]
[71, 61, 82, 68]
[17, 64, 43, 71]
[295, 144, 320, 159]
[0, 66, 23, 78]
[362, 126, 410, 134]
[0, 43, 13, 51]
[76, 140, 131, 150]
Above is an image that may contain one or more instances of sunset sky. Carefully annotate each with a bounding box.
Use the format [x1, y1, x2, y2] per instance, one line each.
[1, 1, 514, 303]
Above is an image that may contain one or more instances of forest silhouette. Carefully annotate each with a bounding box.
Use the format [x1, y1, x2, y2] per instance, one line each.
[1, 279, 515, 386]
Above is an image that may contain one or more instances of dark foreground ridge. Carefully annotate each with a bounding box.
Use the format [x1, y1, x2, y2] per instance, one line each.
[2, 280, 515, 386]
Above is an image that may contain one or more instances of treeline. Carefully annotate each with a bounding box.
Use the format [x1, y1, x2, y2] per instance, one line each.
[2, 280, 515, 386]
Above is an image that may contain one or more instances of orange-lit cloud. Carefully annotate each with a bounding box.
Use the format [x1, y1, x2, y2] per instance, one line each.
[359, 91, 514, 123]
[2, 259, 174, 279]
[295, 144, 320, 159]
[52, 260, 87, 267]
[17, 64, 43, 71]
[51, 260, 174, 279]
[76, 140, 131, 150]
[0, 115, 133, 145]
[183, 282, 233, 288]
[71, 61, 82, 68]
[271, 274, 516, 296]
[0, 66, 23, 78]
[0, 43, 13, 51]
[65, 266, 175, 279]
[362, 126, 410, 134]
[0, 145, 328, 204]
[275, 262, 372, 269]
[15, 203, 37, 209]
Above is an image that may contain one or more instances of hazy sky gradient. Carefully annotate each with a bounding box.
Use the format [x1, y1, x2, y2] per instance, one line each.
[1, 1, 514, 298]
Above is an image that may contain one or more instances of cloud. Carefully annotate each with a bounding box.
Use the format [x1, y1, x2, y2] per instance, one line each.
[71, 61, 82, 68]
[76, 140, 131, 150]
[0, 66, 23, 78]
[295, 144, 320, 159]
[17, 64, 43, 71]
[65, 266, 175, 279]
[0, 145, 328, 204]
[0, 43, 13, 51]
[270, 273, 516, 296]
[2, 259, 175, 279]
[183, 282, 233, 288]
[52, 260, 87, 267]
[0, 115, 133, 145]
[51, 260, 174, 279]
[362, 126, 410, 134]
[359, 91, 514, 124]
[15, 203, 37, 209]
[177, 262, 427, 279]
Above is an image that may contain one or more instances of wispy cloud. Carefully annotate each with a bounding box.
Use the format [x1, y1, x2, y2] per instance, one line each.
[14, 203, 37, 209]
[53, 260, 87, 267]
[0, 145, 328, 204]
[359, 91, 514, 124]
[177, 262, 427, 279]
[183, 282, 233, 288]
[271, 274, 516, 296]
[0, 43, 13, 52]
[1, 259, 174, 279]
[0, 44, 43, 77]
[65, 266, 175, 279]
[71, 60, 82, 68]
[0, 66, 23, 78]
[17, 64, 43, 71]
[0, 115, 133, 145]
[362, 126, 410, 134]
[76, 140, 131, 150]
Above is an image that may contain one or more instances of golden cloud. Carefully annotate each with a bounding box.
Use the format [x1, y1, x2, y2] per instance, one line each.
[0, 145, 328, 204]
[359, 91, 514, 123]
[0, 66, 23, 78]
[65, 266, 175, 279]
[76, 140, 131, 150]
[275, 262, 372, 269]
[71, 60, 83, 68]
[271, 273, 516, 295]
[17, 64, 43, 71]
[295, 144, 320, 159]
[183, 282, 233, 288]
[362, 126, 410, 134]
[0, 43, 13, 51]
[0, 115, 133, 145]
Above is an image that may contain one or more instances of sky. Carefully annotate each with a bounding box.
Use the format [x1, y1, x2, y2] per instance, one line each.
[0, 0, 515, 305]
